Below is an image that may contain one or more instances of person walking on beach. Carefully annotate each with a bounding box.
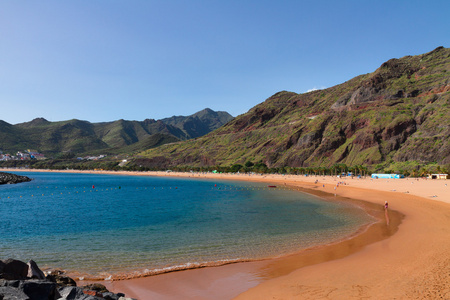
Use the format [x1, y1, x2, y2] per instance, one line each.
[384, 201, 390, 225]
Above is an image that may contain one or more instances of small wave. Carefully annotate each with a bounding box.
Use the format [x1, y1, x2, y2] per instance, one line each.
[72, 258, 255, 281]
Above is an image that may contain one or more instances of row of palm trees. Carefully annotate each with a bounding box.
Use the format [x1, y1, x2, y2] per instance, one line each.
[408, 165, 448, 177]
[178, 163, 371, 177]
[268, 164, 370, 177]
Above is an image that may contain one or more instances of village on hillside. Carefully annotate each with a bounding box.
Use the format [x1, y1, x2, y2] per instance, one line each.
[0, 150, 109, 162]
[0, 149, 45, 161]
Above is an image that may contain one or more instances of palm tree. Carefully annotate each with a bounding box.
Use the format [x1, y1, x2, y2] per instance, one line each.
[341, 164, 348, 174]
[313, 167, 321, 176]
[356, 165, 363, 176]
[332, 164, 340, 176]
[360, 165, 368, 177]
[420, 167, 428, 177]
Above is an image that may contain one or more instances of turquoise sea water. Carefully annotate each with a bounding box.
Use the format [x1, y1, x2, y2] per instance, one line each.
[0, 172, 373, 279]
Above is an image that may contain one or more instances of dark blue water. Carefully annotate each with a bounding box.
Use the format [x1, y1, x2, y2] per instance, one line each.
[0, 172, 373, 279]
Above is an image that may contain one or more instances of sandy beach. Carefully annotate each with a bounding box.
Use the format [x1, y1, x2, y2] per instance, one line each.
[3, 169, 449, 299]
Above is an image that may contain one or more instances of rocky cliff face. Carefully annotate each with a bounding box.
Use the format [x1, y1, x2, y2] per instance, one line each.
[137, 47, 450, 170]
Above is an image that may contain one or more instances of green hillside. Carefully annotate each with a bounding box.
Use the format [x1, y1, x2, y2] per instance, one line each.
[135, 47, 450, 173]
[161, 108, 235, 138]
[0, 109, 233, 156]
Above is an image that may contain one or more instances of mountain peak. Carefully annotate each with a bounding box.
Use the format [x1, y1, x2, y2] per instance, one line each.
[192, 108, 216, 118]
[15, 117, 50, 128]
[160, 108, 234, 138]
[31, 117, 49, 124]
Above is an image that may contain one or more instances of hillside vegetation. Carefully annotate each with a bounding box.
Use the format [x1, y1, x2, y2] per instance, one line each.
[0, 109, 233, 156]
[135, 47, 450, 173]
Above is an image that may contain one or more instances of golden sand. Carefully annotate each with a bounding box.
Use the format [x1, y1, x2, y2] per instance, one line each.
[3, 169, 449, 299]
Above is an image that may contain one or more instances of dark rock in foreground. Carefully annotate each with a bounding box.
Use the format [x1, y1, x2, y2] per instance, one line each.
[0, 259, 29, 280]
[0, 172, 32, 185]
[0, 259, 135, 300]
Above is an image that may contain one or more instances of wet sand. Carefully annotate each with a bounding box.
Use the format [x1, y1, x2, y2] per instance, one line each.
[3, 169, 449, 299]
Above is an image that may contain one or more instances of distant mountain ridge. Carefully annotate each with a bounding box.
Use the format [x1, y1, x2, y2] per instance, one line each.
[135, 47, 450, 171]
[0, 109, 233, 155]
[161, 108, 234, 139]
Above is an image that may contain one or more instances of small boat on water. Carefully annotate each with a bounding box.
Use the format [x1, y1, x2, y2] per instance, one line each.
[267, 185, 277, 188]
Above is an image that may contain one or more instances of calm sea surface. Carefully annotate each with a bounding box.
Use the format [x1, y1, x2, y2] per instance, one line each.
[0, 172, 373, 279]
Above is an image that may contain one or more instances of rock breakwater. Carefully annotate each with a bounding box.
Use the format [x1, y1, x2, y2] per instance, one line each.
[0, 259, 135, 300]
[0, 172, 32, 185]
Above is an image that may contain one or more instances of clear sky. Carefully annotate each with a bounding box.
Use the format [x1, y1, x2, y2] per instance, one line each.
[1, 1, 449, 124]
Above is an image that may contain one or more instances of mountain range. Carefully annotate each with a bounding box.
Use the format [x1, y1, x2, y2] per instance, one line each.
[0, 108, 233, 156]
[135, 46, 450, 172]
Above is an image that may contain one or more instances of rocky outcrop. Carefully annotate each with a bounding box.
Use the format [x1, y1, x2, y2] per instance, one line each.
[0, 259, 29, 280]
[0, 172, 32, 185]
[0, 259, 134, 300]
[27, 261, 45, 280]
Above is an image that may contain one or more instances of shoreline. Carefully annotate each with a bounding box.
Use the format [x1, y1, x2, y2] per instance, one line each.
[75, 182, 400, 282]
[3, 168, 448, 201]
[2, 169, 449, 299]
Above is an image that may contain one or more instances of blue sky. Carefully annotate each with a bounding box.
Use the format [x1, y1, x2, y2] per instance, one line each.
[1, 1, 449, 124]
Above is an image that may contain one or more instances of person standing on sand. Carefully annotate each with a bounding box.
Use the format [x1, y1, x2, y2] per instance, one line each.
[384, 201, 390, 225]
